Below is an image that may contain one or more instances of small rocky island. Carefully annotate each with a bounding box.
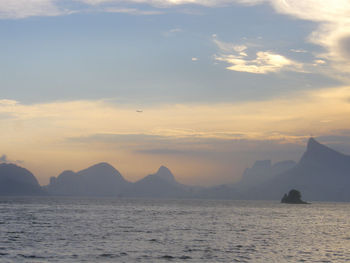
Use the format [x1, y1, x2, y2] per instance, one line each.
[281, 189, 309, 204]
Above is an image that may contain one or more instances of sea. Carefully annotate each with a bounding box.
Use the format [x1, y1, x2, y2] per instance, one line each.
[0, 197, 349, 262]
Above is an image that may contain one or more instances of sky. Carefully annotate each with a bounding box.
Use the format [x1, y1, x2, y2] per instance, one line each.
[1, 0, 350, 186]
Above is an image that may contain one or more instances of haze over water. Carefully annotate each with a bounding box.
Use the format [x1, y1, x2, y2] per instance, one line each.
[1, 197, 349, 262]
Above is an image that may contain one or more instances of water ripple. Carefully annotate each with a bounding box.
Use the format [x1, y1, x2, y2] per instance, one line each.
[0, 198, 349, 262]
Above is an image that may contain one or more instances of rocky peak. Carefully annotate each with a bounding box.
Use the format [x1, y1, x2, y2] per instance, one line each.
[78, 162, 123, 179]
[155, 166, 175, 182]
[300, 137, 349, 167]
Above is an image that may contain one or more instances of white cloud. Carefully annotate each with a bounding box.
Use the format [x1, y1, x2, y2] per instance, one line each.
[215, 52, 301, 74]
[77, 0, 262, 8]
[267, 0, 350, 22]
[0, 0, 70, 19]
[212, 0, 350, 75]
[213, 36, 248, 54]
[213, 37, 302, 74]
[169, 28, 182, 33]
[313, 59, 327, 66]
[163, 27, 183, 37]
[0, 0, 266, 19]
[265, 0, 350, 74]
[104, 7, 163, 15]
[290, 49, 308, 53]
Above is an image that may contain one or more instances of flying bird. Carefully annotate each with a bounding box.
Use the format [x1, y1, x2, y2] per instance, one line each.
[136, 110, 143, 113]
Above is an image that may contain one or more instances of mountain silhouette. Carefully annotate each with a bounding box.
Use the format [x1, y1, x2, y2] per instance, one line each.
[154, 165, 176, 183]
[253, 138, 350, 201]
[129, 166, 189, 198]
[236, 159, 296, 190]
[0, 163, 45, 195]
[47, 162, 130, 196]
[299, 137, 350, 170]
[2, 137, 350, 201]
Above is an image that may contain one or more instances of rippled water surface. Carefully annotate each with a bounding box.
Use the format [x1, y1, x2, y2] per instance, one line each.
[0, 197, 350, 262]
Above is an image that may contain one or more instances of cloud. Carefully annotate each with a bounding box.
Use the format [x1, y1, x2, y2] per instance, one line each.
[222, 0, 350, 49]
[0, 113, 16, 120]
[76, 0, 263, 8]
[104, 7, 163, 15]
[67, 133, 206, 156]
[163, 28, 183, 37]
[213, 36, 302, 74]
[0, 99, 18, 106]
[312, 59, 327, 66]
[66, 132, 305, 171]
[213, 39, 248, 55]
[337, 34, 350, 60]
[290, 49, 308, 53]
[215, 51, 302, 74]
[0, 0, 71, 19]
[68, 133, 167, 144]
[0, 0, 291, 20]
[168, 28, 182, 33]
[1, 85, 350, 146]
[264, 0, 350, 76]
[136, 148, 192, 155]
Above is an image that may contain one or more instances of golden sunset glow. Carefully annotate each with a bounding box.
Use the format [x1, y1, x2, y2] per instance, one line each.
[1, 85, 349, 185]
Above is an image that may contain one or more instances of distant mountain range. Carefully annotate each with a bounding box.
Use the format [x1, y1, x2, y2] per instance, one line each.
[1, 138, 350, 201]
[46, 164, 192, 198]
[0, 163, 45, 196]
[249, 138, 350, 201]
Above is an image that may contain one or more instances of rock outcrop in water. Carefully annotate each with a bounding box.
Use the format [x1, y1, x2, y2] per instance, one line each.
[281, 189, 308, 204]
[0, 163, 45, 195]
